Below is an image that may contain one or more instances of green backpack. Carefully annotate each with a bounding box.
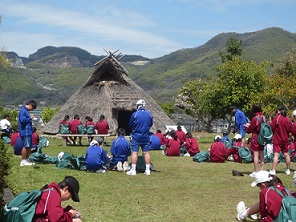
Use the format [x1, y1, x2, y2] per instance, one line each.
[255, 116, 273, 146]
[270, 186, 296, 222]
[3, 187, 54, 222]
[192, 151, 210, 162]
[60, 124, 70, 134]
[223, 139, 232, 149]
[135, 155, 155, 173]
[86, 125, 95, 134]
[56, 152, 74, 169]
[238, 147, 253, 163]
[77, 124, 86, 134]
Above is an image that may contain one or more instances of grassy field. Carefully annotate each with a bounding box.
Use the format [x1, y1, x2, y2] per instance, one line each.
[4, 132, 296, 222]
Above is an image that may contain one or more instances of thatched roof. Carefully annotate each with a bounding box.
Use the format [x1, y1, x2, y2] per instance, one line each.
[43, 52, 175, 135]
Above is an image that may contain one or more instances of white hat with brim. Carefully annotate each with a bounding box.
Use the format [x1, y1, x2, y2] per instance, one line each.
[215, 135, 222, 140]
[251, 171, 273, 187]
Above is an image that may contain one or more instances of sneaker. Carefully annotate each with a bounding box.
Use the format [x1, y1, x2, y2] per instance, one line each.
[117, 162, 123, 172]
[269, 170, 276, 175]
[285, 169, 291, 175]
[249, 172, 257, 178]
[20, 160, 34, 166]
[184, 152, 190, 157]
[126, 170, 136, 176]
[236, 201, 247, 221]
[123, 161, 129, 172]
[250, 213, 258, 220]
[27, 159, 35, 165]
[96, 168, 106, 173]
[161, 150, 165, 155]
[144, 170, 151, 176]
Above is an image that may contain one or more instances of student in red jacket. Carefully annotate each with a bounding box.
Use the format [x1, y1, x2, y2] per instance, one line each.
[245, 104, 265, 176]
[175, 125, 186, 145]
[209, 135, 228, 162]
[270, 106, 291, 175]
[32, 127, 40, 149]
[236, 171, 287, 221]
[59, 115, 73, 144]
[96, 114, 109, 134]
[227, 133, 246, 162]
[164, 130, 181, 156]
[10, 129, 20, 147]
[70, 115, 83, 145]
[184, 132, 200, 156]
[155, 129, 165, 149]
[85, 116, 96, 143]
[34, 176, 82, 222]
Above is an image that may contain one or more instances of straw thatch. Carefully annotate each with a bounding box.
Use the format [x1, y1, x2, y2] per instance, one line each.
[43, 52, 175, 135]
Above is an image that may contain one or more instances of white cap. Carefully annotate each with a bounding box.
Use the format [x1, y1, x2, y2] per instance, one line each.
[215, 135, 222, 141]
[293, 110, 296, 116]
[251, 171, 273, 187]
[234, 134, 242, 140]
[136, 99, 146, 109]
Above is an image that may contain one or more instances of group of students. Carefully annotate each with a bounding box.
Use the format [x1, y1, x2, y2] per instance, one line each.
[154, 126, 200, 157]
[58, 114, 109, 145]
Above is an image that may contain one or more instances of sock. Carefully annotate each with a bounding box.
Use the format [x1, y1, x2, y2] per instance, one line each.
[131, 164, 136, 171]
[146, 164, 150, 171]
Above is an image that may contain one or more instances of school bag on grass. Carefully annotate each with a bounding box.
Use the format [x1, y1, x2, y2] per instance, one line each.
[255, 116, 273, 146]
[60, 124, 70, 134]
[270, 186, 296, 222]
[3, 186, 54, 222]
[135, 155, 155, 173]
[192, 151, 209, 162]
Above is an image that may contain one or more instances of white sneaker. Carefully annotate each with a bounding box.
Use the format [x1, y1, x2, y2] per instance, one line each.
[96, 168, 106, 173]
[285, 169, 291, 175]
[144, 170, 151, 176]
[269, 170, 276, 175]
[250, 213, 258, 220]
[249, 172, 257, 178]
[27, 159, 35, 165]
[126, 170, 136, 176]
[184, 152, 190, 157]
[123, 161, 129, 172]
[20, 160, 34, 166]
[161, 150, 165, 155]
[236, 201, 247, 221]
[117, 162, 123, 172]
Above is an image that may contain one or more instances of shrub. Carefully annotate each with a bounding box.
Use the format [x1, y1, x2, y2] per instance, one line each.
[0, 140, 10, 220]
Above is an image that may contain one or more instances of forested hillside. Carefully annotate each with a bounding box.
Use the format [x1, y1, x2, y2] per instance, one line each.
[1, 27, 296, 106]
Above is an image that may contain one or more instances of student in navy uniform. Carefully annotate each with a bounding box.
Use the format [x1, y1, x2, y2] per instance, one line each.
[127, 99, 153, 176]
[109, 128, 131, 172]
[18, 100, 37, 166]
[149, 132, 161, 150]
[230, 105, 247, 142]
[85, 137, 109, 173]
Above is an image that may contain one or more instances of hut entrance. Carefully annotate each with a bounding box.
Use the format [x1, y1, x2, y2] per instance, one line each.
[117, 109, 134, 135]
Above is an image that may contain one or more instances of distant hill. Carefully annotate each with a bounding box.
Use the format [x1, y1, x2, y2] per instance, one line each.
[1, 27, 296, 106]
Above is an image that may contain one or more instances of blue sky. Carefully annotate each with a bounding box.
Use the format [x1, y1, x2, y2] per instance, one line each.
[0, 0, 295, 59]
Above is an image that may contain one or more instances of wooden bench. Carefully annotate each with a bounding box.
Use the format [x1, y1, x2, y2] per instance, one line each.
[56, 134, 110, 146]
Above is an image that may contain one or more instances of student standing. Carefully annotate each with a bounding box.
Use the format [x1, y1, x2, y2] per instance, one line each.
[126, 99, 153, 176]
[18, 100, 37, 166]
[230, 105, 247, 142]
[270, 105, 291, 175]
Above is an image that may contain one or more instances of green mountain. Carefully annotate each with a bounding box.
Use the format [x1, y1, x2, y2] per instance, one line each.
[1, 27, 296, 106]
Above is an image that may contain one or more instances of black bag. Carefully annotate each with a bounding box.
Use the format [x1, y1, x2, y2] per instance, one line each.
[135, 155, 155, 173]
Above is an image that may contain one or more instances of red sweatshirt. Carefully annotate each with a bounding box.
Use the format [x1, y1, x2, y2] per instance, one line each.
[210, 141, 228, 162]
[155, 132, 165, 145]
[96, 120, 109, 134]
[271, 114, 291, 146]
[246, 112, 264, 151]
[176, 130, 186, 144]
[35, 182, 73, 222]
[166, 137, 181, 156]
[184, 137, 200, 156]
[259, 183, 287, 222]
[70, 119, 82, 134]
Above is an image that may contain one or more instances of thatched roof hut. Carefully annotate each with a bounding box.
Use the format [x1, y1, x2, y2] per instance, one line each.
[43, 52, 175, 135]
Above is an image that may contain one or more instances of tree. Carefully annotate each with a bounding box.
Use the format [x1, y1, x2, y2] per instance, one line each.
[40, 107, 58, 124]
[218, 38, 243, 63]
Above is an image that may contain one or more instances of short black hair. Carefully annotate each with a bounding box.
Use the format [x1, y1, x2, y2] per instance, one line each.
[27, 100, 37, 109]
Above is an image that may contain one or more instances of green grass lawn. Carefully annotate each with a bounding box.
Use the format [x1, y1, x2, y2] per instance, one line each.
[4, 132, 296, 222]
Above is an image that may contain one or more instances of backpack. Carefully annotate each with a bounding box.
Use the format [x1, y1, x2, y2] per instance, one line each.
[223, 139, 232, 149]
[77, 124, 86, 134]
[255, 116, 273, 146]
[56, 152, 74, 169]
[270, 186, 296, 222]
[86, 125, 95, 134]
[192, 151, 210, 162]
[3, 187, 54, 222]
[2, 136, 11, 144]
[60, 124, 70, 134]
[238, 146, 252, 163]
[135, 155, 155, 173]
